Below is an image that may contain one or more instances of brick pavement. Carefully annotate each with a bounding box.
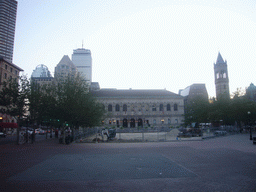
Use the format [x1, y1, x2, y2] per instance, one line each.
[0, 133, 255, 192]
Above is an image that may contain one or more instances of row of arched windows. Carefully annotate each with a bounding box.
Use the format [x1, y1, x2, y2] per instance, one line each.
[105, 103, 178, 112]
[216, 71, 227, 79]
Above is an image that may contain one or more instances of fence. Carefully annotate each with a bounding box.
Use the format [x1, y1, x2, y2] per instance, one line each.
[74, 126, 245, 142]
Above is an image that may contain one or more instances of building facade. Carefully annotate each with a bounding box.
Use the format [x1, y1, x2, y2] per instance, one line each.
[0, 0, 18, 62]
[92, 89, 184, 128]
[72, 48, 92, 84]
[54, 55, 77, 81]
[214, 52, 230, 100]
[0, 56, 23, 88]
[31, 64, 53, 87]
[179, 83, 208, 113]
[0, 56, 23, 125]
[246, 83, 256, 102]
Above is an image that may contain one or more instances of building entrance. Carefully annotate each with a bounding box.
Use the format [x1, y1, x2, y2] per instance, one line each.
[138, 118, 143, 127]
[130, 119, 135, 128]
[123, 119, 128, 127]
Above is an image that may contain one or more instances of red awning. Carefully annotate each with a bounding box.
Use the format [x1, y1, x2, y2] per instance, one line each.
[0, 123, 18, 128]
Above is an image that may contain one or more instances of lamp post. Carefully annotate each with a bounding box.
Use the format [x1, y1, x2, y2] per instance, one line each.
[248, 111, 252, 140]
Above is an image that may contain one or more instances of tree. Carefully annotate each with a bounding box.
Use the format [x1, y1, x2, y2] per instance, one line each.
[54, 75, 105, 129]
[0, 76, 30, 144]
[27, 75, 105, 143]
[184, 95, 210, 126]
[185, 87, 256, 129]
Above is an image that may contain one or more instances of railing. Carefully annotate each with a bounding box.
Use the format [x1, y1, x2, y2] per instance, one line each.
[74, 126, 245, 142]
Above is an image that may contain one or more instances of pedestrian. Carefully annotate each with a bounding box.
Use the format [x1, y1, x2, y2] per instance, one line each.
[55, 129, 58, 138]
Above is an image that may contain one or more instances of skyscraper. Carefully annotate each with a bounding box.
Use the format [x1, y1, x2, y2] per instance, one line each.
[0, 0, 18, 62]
[214, 52, 230, 100]
[72, 48, 92, 84]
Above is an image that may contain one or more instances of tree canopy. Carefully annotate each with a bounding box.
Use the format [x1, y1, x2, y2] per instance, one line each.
[184, 90, 256, 127]
[0, 75, 105, 130]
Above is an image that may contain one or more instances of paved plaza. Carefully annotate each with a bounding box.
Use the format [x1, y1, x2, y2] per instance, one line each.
[0, 133, 255, 191]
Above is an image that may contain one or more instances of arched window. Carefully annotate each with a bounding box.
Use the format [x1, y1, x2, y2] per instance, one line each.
[220, 70, 227, 78]
[108, 104, 112, 111]
[167, 104, 171, 111]
[152, 105, 156, 111]
[123, 119, 128, 127]
[174, 104, 178, 111]
[160, 104, 164, 111]
[123, 104, 127, 111]
[115, 104, 120, 111]
[216, 73, 219, 79]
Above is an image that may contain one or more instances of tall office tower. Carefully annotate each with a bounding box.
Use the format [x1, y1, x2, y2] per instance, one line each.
[214, 52, 230, 100]
[72, 48, 92, 84]
[0, 0, 18, 62]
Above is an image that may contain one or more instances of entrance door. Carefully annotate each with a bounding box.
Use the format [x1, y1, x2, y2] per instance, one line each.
[138, 118, 143, 127]
[130, 119, 135, 128]
[123, 119, 128, 127]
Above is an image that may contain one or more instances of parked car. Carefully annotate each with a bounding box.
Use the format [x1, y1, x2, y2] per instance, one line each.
[0, 132, 6, 138]
[20, 128, 33, 135]
[178, 128, 202, 137]
[214, 131, 227, 136]
[35, 129, 40, 134]
[39, 129, 46, 135]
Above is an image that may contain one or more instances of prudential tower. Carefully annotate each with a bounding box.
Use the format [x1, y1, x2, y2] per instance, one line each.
[72, 48, 92, 85]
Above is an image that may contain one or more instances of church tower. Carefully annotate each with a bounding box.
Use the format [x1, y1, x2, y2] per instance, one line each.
[214, 52, 230, 100]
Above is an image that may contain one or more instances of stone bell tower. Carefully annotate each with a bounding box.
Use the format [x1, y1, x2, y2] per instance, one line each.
[214, 52, 230, 100]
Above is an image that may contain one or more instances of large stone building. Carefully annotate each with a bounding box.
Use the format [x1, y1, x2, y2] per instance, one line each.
[0, 56, 23, 88]
[91, 89, 184, 128]
[0, 56, 23, 125]
[31, 50, 185, 128]
[214, 52, 230, 100]
[0, 0, 18, 62]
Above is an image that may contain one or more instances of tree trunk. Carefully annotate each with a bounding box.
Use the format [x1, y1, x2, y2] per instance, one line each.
[16, 118, 21, 145]
[45, 125, 48, 139]
[16, 127, 20, 145]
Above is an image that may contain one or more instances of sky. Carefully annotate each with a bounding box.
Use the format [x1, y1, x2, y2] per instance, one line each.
[13, 0, 256, 98]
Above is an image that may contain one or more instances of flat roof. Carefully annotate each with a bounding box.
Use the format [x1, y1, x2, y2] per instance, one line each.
[91, 89, 184, 99]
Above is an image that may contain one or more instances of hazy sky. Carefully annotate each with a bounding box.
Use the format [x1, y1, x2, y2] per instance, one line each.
[13, 0, 256, 98]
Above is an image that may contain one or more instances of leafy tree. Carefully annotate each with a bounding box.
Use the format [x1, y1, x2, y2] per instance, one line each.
[27, 80, 43, 126]
[28, 75, 105, 143]
[185, 87, 256, 129]
[0, 76, 30, 144]
[54, 75, 105, 129]
[184, 95, 210, 126]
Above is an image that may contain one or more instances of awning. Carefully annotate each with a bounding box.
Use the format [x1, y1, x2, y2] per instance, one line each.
[0, 123, 18, 128]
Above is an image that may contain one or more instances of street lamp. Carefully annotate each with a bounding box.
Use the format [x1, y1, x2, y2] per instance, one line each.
[248, 111, 252, 140]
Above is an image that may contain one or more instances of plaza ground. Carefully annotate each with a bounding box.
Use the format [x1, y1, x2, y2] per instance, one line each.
[0, 133, 255, 191]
